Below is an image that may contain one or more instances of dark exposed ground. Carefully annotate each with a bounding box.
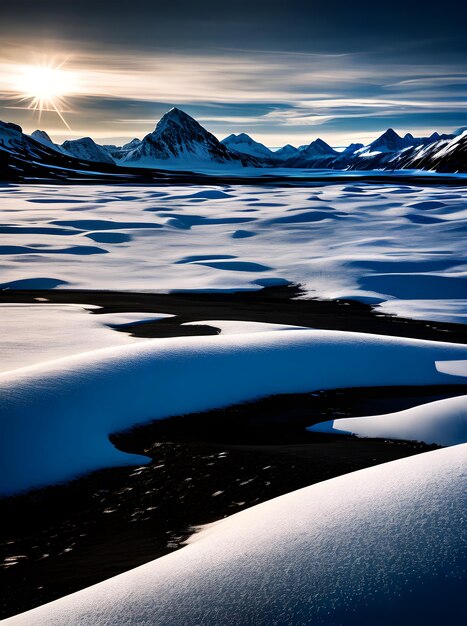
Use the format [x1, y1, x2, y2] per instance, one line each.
[2, 284, 467, 344]
[0, 286, 466, 619]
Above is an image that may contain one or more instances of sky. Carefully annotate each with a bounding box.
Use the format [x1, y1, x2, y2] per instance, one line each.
[0, 0, 466, 147]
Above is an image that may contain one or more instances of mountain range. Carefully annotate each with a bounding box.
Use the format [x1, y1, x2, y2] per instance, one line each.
[0, 107, 465, 181]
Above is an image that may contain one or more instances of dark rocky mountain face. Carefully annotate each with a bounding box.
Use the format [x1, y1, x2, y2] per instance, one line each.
[392, 132, 467, 173]
[122, 108, 259, 166]
[368, 128, 410, 152]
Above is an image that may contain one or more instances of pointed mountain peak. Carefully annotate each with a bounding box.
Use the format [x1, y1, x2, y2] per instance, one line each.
[381, 128, 401, 139]
[370, 128, 407, 152]
[31, 130, 53, 145]
[301, 137, 337, 157]
[122, 107, 258, 166]
[155, 107, 198, 131]
[122, 138, 141, 150]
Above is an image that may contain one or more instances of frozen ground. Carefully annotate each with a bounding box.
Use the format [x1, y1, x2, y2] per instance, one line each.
[6, 444, 466, 625]
[0, 182, 466, 323]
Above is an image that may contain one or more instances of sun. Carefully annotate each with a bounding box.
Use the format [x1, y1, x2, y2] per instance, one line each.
[14, 63, 76, 129]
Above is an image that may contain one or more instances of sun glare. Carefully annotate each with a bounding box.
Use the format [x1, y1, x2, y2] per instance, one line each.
[14, 63, 76, 129]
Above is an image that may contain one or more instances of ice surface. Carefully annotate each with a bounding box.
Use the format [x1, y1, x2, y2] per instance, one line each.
[309, 394, 467, 446]
[1, 329, 466, 494]
[5, 444, 466, 625]
[0, 182, 465, 323]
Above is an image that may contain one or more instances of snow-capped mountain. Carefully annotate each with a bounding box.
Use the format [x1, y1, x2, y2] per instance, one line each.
[121, 108, 258, 167]
[221, 133, 273, 158]
[301, 138, 337, 158]
[30, 130, 55, 147]
[122, 138, 142, 151]
[361, 128, 411, 154]
[391, 130, 467, 172]
[61, 137, 115, 164]
[273, 144, 299, 158]
[0, 111, 465, 179]
[285, 138, 338, 166]
[340, 143, 364, 156]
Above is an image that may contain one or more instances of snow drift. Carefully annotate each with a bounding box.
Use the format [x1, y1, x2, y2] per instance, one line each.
[5, 444, 466, 625]
[309, 393, 467, 446]
[1, 329, 467, 495]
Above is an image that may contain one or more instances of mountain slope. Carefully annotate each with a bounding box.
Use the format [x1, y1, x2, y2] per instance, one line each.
[61, 138, 115, 164]
[122, 108, 259, 167]
[221, 133, 273, 158]
[392, 131, 467, 172]
[273, 144, 299, 158]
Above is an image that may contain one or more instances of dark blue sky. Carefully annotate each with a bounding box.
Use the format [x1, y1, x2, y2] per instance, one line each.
[1, 0, 466, 146]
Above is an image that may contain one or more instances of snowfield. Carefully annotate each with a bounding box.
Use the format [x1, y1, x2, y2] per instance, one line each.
[309, 393, 467, 446]
[5, 444, 466, 625]
[0, 182, 466, 323]
[0, 303, 173, 372]
[1, 329, 466, 495]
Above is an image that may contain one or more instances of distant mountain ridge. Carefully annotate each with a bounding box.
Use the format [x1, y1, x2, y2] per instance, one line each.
[0, 109, 465, 179]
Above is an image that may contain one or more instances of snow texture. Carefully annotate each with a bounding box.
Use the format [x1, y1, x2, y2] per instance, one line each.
[309, 394, 467, 446]
[182, 319, 309, 334]
[60, 137, 115, 164]
[5, 444, 466, 625]
[0, 182, 466, 324]
[1, 329, 466, 495]
[0, 304, 170, 373]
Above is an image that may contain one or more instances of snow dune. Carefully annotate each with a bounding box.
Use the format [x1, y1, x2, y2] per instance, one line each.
[0, 304, 171, 373]
[309, 394, 467, 446]
[5, 444, 466, 625]
[1, 329, 467, 495]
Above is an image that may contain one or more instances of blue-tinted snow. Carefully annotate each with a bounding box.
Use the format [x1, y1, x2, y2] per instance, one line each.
[0, 182, 466, 323]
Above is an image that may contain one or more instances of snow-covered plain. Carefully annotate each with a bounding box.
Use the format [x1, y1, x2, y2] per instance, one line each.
[309, 393, 467, 446]
[5, 444, 466, 626]
[1, 329, 467, 495]
[0, 304, 173, 372]
[0, 182, 466, 323]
